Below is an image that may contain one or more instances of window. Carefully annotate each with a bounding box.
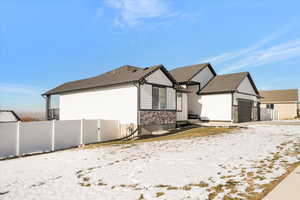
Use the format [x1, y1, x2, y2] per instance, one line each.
[177, 93, 183, 111]
[266, 104, 274, 109]
[152, 87, 167, 110]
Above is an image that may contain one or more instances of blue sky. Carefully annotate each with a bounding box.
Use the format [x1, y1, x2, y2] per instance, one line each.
[1, 0, 300, 112]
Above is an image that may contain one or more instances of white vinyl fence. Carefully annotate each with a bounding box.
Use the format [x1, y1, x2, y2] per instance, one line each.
[260, 108, 279, 121]
[0, 119, 121, 159]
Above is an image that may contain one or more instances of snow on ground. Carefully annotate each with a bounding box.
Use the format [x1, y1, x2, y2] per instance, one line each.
[0, 125, 299, 200]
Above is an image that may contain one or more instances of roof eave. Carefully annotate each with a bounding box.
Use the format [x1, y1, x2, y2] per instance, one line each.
[42, 80, 139, 96]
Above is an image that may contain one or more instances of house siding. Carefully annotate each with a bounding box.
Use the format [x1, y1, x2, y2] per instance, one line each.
[237, 77, 257, 95]
[176, 93, 188, 121]
[191, 66, 215, 89]
[140, 84, 152, 110]
[145, 69, 172, 86]
[167, 88, 176, 110]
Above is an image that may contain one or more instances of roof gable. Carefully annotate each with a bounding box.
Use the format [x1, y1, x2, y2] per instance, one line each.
[170, 63, 216, 83]
[237, 76, 257, 95]
[145, 68, 173, 86]
[199, 72, 259, 95]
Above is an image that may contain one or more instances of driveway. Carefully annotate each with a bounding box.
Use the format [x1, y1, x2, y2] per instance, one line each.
[0, 125, 299, 200]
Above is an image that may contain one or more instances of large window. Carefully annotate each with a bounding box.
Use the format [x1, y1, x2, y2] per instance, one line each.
[152, 87, 167, 110]
[177, 93, 182, 111]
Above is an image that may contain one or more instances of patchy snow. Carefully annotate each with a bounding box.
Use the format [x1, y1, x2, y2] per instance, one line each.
[0, 125, 299, 200]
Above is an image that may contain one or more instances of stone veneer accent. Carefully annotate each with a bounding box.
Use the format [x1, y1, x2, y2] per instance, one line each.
[139, 110, 176, 126]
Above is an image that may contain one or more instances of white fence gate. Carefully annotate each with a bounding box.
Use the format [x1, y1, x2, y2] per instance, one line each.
[260, 108, 279, 121]
[0, 119, 121, 159]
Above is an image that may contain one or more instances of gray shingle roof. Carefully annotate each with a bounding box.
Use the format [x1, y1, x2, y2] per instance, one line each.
[199, 72, 259, 95]
[260, 89, 299, 102]
[170, 63, 216, 83]
[44, 64, 173, 95]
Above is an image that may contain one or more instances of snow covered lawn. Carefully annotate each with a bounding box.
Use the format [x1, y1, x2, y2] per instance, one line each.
[0, 125, 299, 200]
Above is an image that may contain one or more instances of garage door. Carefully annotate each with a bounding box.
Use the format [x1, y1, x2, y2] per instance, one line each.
[238, 100, 252, 123]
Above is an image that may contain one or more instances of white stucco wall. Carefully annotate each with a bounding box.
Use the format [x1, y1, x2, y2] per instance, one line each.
[176, 93, 188, 121]
[237, 77, 257, 95]
[59, 84, 138, 125]
[146, 69, 172, 86]
[191, 66, 215, 89]
[199, 93, 233, 121]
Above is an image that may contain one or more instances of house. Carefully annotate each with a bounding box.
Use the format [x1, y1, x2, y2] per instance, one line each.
[170, 63, 260, 123]
[43, 64, 189, 135]
[260, 89, 299, 120]
[0, 110, 20, 123]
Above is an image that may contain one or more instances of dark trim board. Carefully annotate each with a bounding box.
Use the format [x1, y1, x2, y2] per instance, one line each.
[200, 120, 233, 123]
[139, 109, 177, 112]
[198, 91, 233, 95]
[235, 91, 260, 98]
[236, 98, 255, 103]
[145, 82, 173, 88]
[199, 91, 259, 97]
[178, 81, 200, 85]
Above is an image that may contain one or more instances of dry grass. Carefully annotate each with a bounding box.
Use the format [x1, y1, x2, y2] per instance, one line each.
[156, 192, 165, 197]
[20, 117, 42, 122]
[85, 127, 235, 149]
[248, 162, 300, 200]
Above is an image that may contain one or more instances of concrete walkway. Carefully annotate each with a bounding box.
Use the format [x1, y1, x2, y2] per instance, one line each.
[263, 165, 300, 200]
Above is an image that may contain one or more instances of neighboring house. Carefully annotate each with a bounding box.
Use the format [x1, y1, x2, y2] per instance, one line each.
[0, 110, 20, 123]
[43, 65, 189, 135]
[170, 63, 260, 123]
[260, 89, 299, 120]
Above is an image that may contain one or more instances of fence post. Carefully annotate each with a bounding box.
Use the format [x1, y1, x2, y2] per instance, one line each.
[51, 120, 55, 151]
[97, 120, 101, 142]
[80, 119, 84, 145]
[16, 121, 20, 156]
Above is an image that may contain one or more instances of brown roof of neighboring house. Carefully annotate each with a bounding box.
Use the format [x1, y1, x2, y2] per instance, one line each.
[259, 89, 299, 103]
[170, 63, 217, 83]
[44, 64, 176, 95]
[199, 72, 259, 95]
